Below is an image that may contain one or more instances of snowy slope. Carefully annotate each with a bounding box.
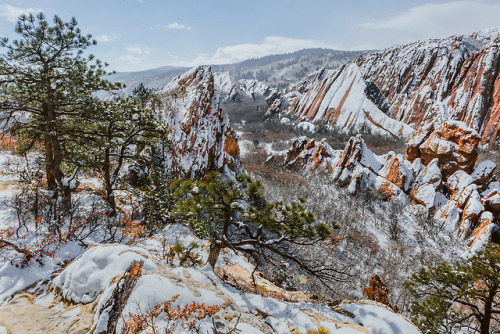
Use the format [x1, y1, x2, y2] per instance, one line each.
[356, 27, 500, 144]
[289, 64, 415, 138]
[49, 225, 420, 334]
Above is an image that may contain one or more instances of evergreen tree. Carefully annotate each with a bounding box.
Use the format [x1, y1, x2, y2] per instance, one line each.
[132, 83, 158, 108]
[170, 172, 344, 285]
[69, 96, 166, 215]
[140, 169, 178, 230]
[0, 13, 120, 210]
[406, 244, 500, 334]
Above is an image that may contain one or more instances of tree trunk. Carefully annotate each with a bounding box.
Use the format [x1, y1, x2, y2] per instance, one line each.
[480, 285, 496, 334]
[43, 101, 57, 194]
[45, 99, 71, 211]
[44, 139, 56, 192]
[60, 184, 72, 213]
[95, 260, 144, 334]
[103, 148, 116, 216]
[207, 239, 222, 268]
[480, 316, 491, 334]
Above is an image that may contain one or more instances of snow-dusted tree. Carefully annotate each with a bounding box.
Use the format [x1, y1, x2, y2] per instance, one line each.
[0, 13, 120, 209]
[69, 96, 165, 215]
[171, 172, 344, 285]
[406, 244, 500, 334]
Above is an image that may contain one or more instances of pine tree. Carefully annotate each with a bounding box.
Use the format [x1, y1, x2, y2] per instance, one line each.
[170, 172, 344, 285]
[132, 83, 158, 108]
[69, 96, 165, 215]
[406, 244, 500, 334]
[140, 169, 178, 230]
[0, 13, 120, 210]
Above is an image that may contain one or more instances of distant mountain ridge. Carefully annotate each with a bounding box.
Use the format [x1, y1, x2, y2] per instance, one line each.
[109, 48, 363, 94]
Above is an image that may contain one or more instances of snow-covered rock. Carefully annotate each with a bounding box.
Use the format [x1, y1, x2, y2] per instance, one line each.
[417, 121, 480, 176]
[356, 28, 500, 144]
[160, 67, 244, 178]
[285, 137, 337, 172]
[283, 28, 500, 144]
[52, 244, 157, 304]
[214, 72, 277, 103]
[409, 159, 443, 211]
[284, 121, 499, 248]
[61, 229, 420, 333]
[296, 121, 317, 133]
[287, 64, 415, 139]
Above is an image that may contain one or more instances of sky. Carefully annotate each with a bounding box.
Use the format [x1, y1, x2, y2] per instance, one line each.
[0, 0, 499, 72]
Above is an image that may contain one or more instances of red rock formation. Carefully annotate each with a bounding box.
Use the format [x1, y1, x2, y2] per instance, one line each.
[284, 126, 498, 248]
[482, 190, 500, 214]
[469, 212, 496, 250]
[285, 137, 335, 172]
[284, 29, 500, 144]
[287, 64, 414, 138]
[405, 123, 435, 163]
[266, 98, 283, 117]
[356, 29, 500, 144]
[405, 121, 480, 177]
[160, 67, 244, 178]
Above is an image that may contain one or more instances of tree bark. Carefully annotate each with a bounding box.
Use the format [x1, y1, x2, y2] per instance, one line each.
[480, 284, 496, 334]
[208, 238, 222, 268]
[103, 148, 116, 216]
[95, 260, 144, 334]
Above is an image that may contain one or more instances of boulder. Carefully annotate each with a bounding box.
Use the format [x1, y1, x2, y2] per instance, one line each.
[458, 190, 485, 238]
[405, 123, 435, 163]
[418, 121, 480, 177]
[469, 212, 496, 251]
[481, 189, 500, 214]
[409, 158, 442, 211]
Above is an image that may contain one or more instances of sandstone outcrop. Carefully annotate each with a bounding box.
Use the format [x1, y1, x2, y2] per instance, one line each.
[286, 63, 415, 138]
[285, 121, 499, 248]
[159, 67, 244, 178]
[407, 121, 481, 176]
[280, 28, 500, 144]
[356, 28, 500, 144]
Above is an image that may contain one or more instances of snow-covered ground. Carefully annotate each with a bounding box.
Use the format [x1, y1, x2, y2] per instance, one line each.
[0, 147, 421, 333]
[50, 225, 420, 333]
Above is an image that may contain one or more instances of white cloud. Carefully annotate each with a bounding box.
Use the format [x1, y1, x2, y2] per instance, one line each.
[175, 36, 338, 66]
[0, 4, 42, 22]
[125, 46, 150, 56]
[120, 45, 151, 66]
[119, 54, 144, 65]
[360, 1, 500, 40]
[95, 34, 116, 43]
[166, 22, 191, 30]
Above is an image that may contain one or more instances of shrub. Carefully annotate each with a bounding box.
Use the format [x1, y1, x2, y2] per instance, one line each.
[121, 295, 231, 334]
